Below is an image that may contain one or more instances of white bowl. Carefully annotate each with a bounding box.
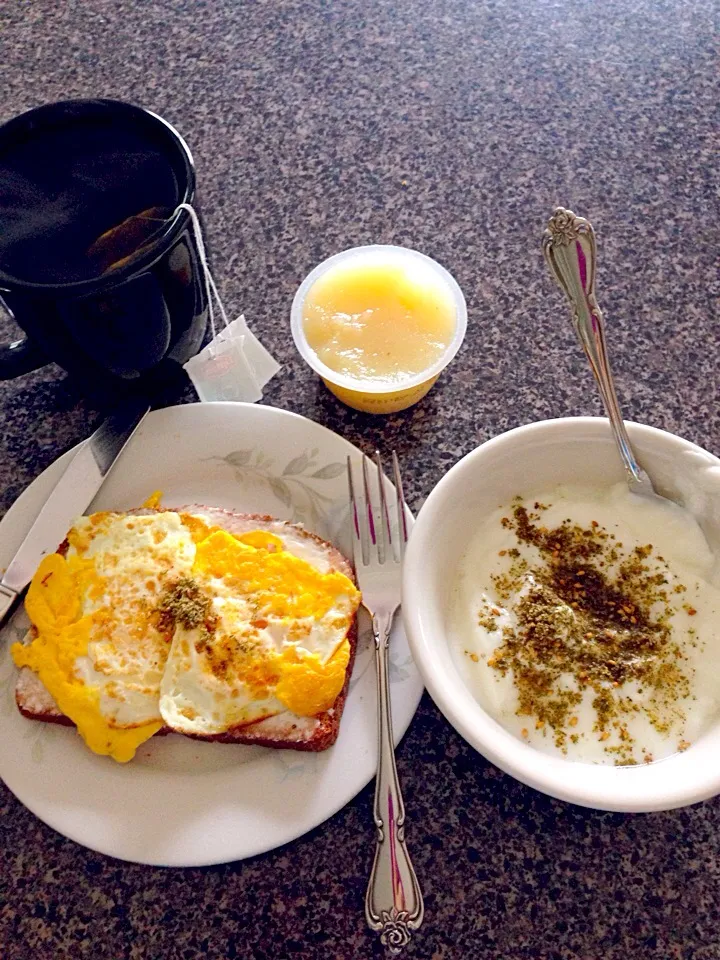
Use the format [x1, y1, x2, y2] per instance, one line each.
[402, 417, 720, 811]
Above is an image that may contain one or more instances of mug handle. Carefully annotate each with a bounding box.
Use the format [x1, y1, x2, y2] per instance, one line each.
[0, 336, 48, 378]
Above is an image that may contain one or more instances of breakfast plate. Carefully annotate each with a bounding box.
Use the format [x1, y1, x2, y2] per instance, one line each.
[0, 402, 424, 865]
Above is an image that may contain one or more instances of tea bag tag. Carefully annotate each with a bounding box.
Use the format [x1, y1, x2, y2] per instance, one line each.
[184, 327, 256, 402]
[177, 203, 281, 402]
[184, 315, 281, 402]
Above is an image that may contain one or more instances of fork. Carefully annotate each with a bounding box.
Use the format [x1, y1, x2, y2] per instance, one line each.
[347, 451, 424, 955]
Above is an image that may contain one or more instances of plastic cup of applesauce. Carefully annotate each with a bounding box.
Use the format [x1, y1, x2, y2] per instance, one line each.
[290, 244, 467, 414]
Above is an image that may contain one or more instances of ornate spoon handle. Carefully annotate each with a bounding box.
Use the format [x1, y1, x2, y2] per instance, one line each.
[365, 610, 424, 955]
[542, 206, 653, 495]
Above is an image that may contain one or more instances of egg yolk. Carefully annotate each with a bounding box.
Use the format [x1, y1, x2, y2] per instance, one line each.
[193, 530, 360, 620]
[179, 513, 218, 543]
[143, 490, 164, 510]
[275, 640, 351, 716]
[11, 553, 162, 763]
[191, 530, 359, 717]
[235, 530, 285, 552]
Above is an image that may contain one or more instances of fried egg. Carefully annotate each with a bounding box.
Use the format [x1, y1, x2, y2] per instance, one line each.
[12, 511, 197, 761]
[12, 509, 360, 762]
[159, 527, 358, 736]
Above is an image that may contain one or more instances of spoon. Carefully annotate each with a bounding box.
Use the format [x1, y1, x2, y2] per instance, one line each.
[542, 206, 661, 501]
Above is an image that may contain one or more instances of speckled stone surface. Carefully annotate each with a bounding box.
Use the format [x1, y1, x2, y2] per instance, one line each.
[0, 1, 719, 957]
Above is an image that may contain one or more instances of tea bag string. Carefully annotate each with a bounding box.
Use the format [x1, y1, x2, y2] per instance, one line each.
[176, 203, 229, 352]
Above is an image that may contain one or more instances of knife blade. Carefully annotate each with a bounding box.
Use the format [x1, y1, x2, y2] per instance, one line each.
[0, 395, 149, 627]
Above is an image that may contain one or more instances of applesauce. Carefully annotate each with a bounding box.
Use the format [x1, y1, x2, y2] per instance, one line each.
[291, 245, 466, 413]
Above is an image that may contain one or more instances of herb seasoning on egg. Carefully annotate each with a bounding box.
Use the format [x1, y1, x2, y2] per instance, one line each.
[480, 498, 694, 764]
[155, 576, 217, 640]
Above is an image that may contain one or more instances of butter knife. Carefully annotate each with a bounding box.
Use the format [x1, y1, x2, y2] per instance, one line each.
[0, 395, 149, 627]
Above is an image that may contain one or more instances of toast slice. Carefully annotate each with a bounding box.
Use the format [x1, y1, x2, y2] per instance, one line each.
[14, 507, 359, 753]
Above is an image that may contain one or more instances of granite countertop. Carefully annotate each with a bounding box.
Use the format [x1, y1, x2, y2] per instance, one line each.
[1, 1, 718, 957]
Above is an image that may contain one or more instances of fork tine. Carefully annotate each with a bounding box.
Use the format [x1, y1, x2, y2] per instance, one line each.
[346, 456, 358, 540]
[347, 456, 368, 567]
[374, 450, 391, 565]
[361, 454, 376, 560]
[392, 451, 408, 560]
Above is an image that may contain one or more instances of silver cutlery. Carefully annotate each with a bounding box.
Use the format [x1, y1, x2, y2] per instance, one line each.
[347, 451, 423, 955]
[0, 394, 149, 627]
[543, 206, 678, 510]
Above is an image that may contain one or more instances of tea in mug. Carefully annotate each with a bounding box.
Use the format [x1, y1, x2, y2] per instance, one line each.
[0, 113, 179, 284]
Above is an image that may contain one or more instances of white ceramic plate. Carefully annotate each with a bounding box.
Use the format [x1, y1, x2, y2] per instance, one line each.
[0, 403, 423, 865]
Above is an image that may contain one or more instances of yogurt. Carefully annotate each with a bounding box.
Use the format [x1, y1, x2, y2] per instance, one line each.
[451, 483, 720, 765]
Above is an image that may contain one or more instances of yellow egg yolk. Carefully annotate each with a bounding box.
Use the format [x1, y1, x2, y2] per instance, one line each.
[179, 516, 287, 554]
[193, 530, 360, 620]
[179, 512, 218, 544]
[235, 530, 285, 552]
[11, 553, 162, 763]
[274, 640, 351, 716]
[190, 530, 359, 717]
[143, 490, 164, 509]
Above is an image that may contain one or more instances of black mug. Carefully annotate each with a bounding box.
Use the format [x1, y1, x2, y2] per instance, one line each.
[0, 99, 208, 399]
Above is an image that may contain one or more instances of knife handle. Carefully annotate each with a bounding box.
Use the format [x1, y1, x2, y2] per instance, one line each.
[0, 584, 20, 629]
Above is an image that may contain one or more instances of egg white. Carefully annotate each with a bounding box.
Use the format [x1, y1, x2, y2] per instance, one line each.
[68, 512, 196, 727]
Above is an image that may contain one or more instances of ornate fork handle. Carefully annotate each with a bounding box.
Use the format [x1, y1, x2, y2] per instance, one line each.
[365, 609, 424, 955]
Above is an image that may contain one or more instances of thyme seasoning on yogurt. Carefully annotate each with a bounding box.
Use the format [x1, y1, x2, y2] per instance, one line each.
[480, 497, 694, 764]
